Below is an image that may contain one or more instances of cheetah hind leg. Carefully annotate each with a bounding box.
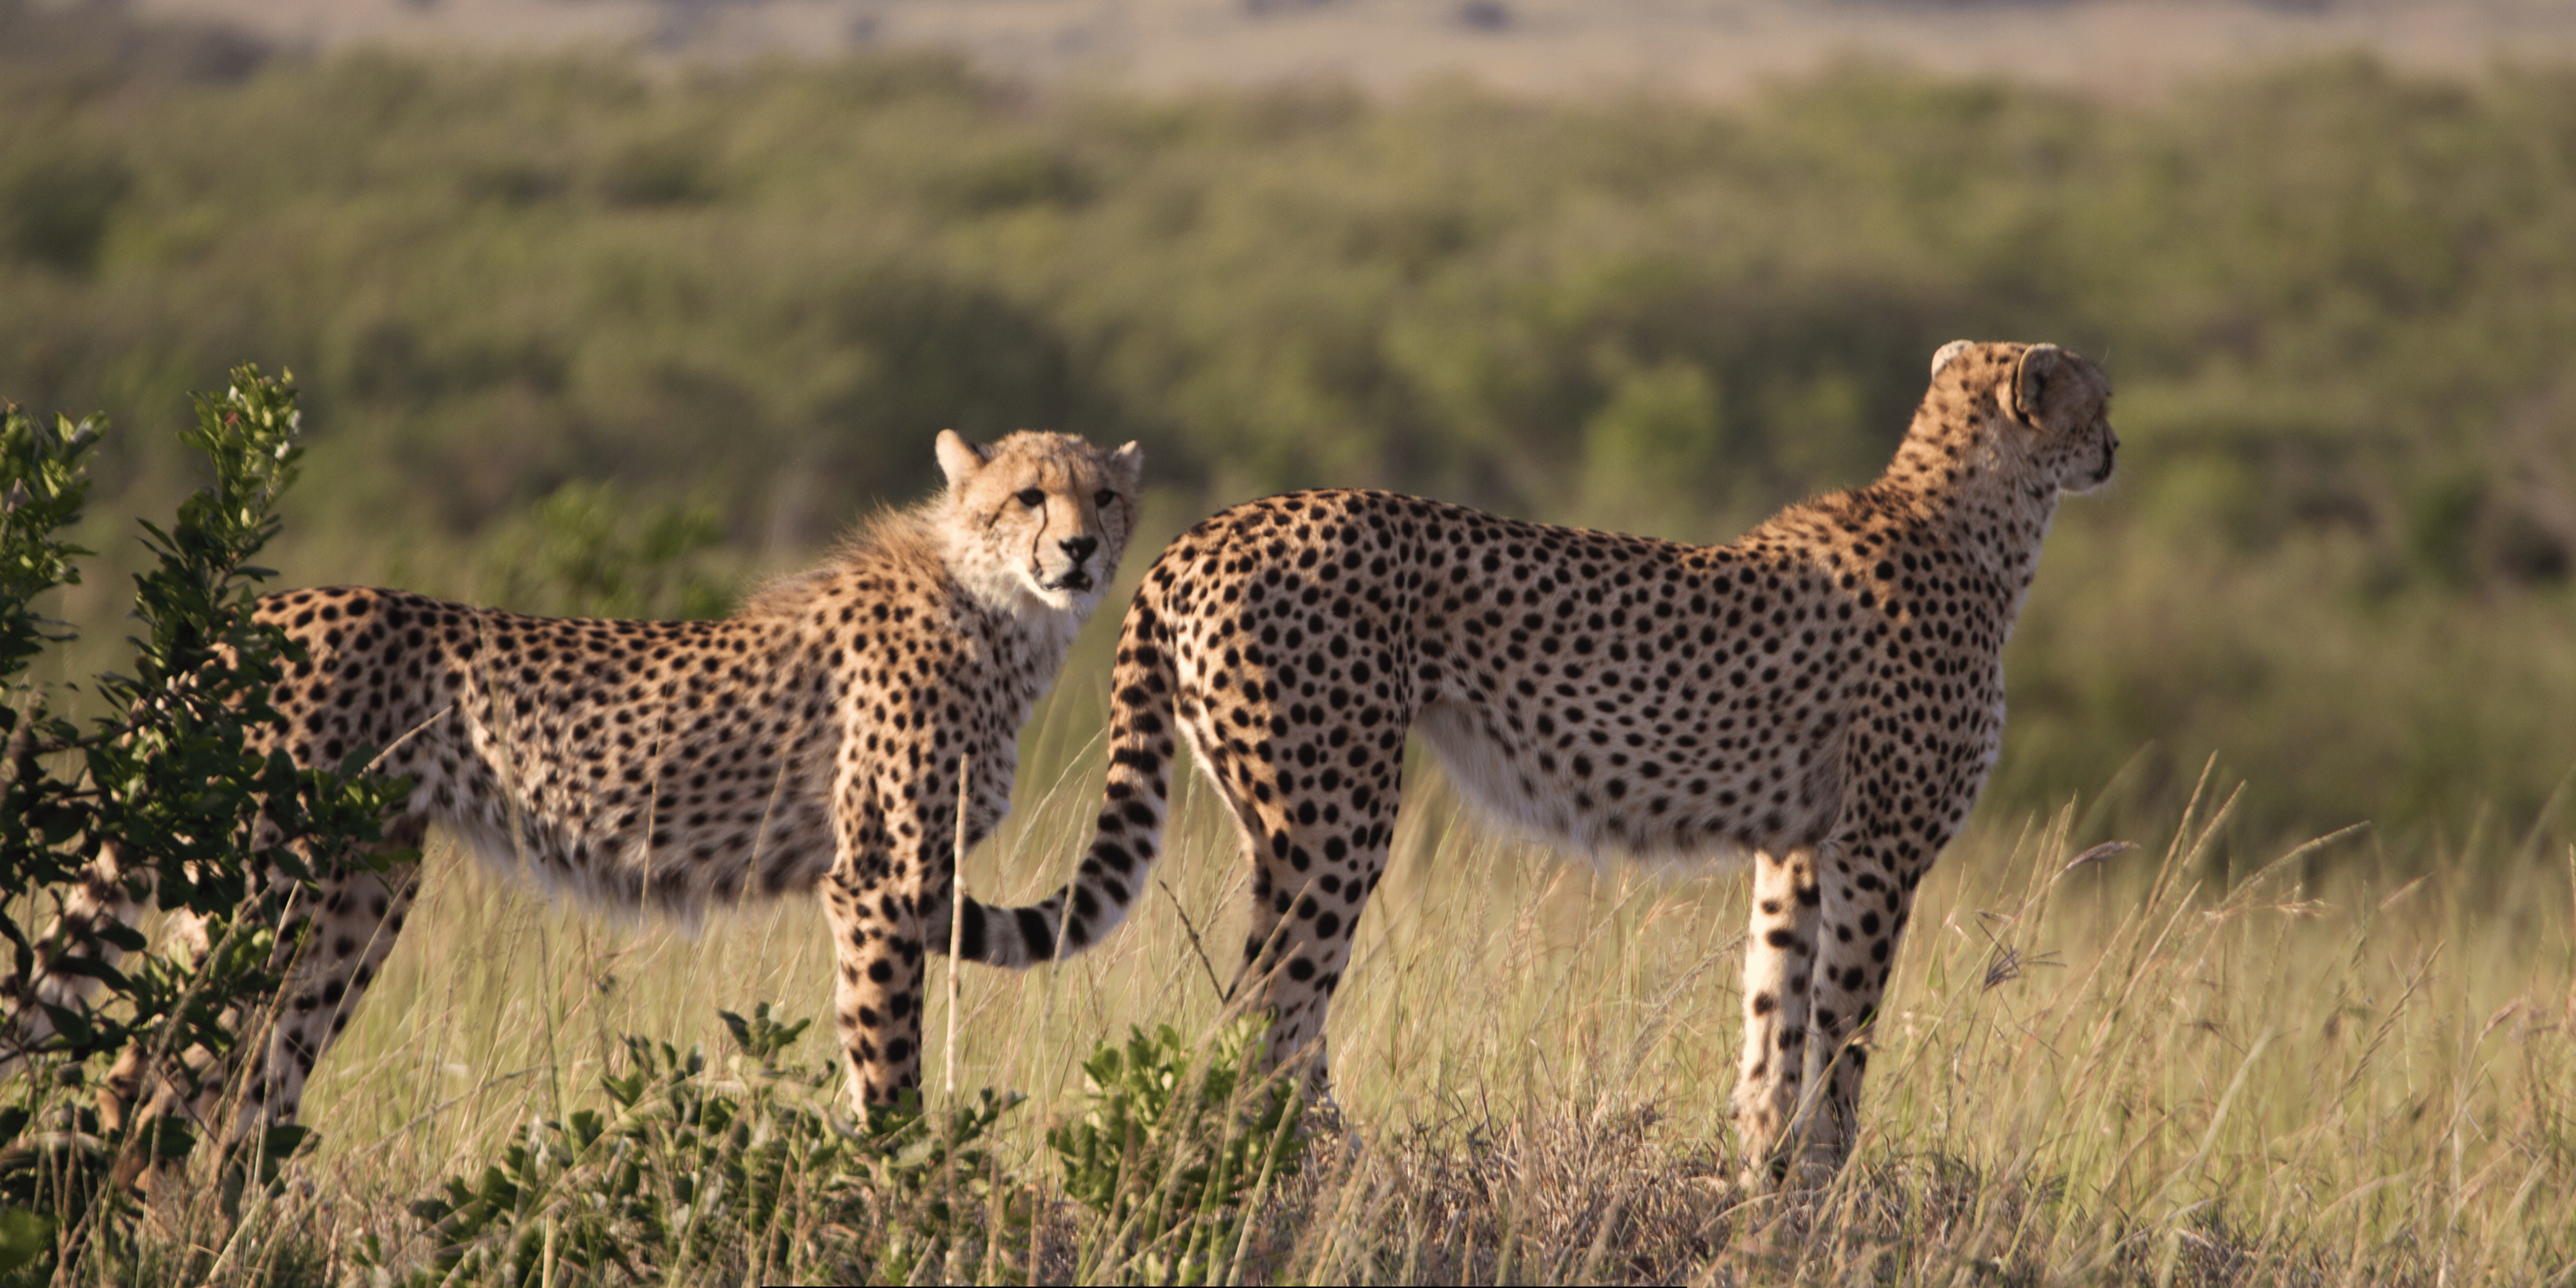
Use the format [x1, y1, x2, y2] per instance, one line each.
[1227, 846, 1335, 1127]
[231, 818, 428, 1135]
[1224, 773, 1399, 1109]
[4, 842, 153, 1078]
[1731, 845, 1827, 1189]
[1227, 828, 1332, 1098]
[67, 816, 424, 1194]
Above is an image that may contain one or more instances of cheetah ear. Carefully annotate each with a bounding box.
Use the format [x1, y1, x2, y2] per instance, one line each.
[2008, 343, 2110, 433]
[1930, 340, 1975, 379]
[935, 430, 988, 489]
[2011, 344, 2069, 429]
[1109, 440, 1144, 490]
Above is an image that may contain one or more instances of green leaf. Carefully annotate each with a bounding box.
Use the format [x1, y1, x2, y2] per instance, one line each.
[147, 1117, 199, 1161]
[41, 954, 132, 991]
[0, 1207, 53, 1275]
[258, 1123, 312, 1161]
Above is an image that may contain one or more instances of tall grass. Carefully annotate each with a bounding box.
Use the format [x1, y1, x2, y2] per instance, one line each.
[221, 673, 2574, 1284]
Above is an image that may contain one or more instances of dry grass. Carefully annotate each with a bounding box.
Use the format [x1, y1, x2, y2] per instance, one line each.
[183, 666, 2569, 1284]
[16, 685, 2565, 1284]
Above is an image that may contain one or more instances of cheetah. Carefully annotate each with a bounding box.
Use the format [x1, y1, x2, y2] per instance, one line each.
[941, 341, 2114, 1183]
[11, 429, 1141, 1133]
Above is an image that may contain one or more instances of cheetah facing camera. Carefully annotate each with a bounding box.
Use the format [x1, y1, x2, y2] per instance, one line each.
[944, 341, 2114, 1184]
[13, 429, 1140, 1133]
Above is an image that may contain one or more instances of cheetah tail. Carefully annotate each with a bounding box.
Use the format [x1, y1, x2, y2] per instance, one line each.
[941, 602, 1177, 970]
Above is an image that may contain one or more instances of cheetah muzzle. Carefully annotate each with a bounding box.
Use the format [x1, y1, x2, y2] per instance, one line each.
[942, 340, 2115, 1188]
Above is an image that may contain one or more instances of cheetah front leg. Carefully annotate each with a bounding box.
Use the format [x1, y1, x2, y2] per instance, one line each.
[1792, 849, 1922, 1183]
[819, 850, 931, 1109]
[1731, 846, 1822, 1186]
[824, 752, 996, 1109]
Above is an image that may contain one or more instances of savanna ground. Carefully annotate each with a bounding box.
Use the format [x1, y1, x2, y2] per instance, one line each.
[6, 1, 2576, 1279]
[135, 718, 2576, 1283]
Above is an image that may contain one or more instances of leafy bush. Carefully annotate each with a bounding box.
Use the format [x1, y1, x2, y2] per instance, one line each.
[1051, 1015, 1307, 1285]
[0, 368, 408, 1280]
[0, 147, 129, 274]
[378, 1007, 1307, 1286]
[388, 1003, 1027, 1286]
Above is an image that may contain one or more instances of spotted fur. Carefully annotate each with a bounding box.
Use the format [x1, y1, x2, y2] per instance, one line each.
[9, 429, 1142, 1133]
[942, 341, 2114, 1184]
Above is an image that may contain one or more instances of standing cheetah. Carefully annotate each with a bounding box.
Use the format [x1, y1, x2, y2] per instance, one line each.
[12, 429, 1140, 1131]
[944, 341, 2114, 1182]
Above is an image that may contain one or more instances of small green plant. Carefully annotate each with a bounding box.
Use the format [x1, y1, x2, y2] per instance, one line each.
[1051, 1014, 1307, 1286]
[0, 369, 411, 1280]
[849, 1085, 1030, 1286]
[390, 1003, 1026, 1286]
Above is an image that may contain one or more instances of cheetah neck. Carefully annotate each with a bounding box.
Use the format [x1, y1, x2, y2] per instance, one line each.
[994, 587, 1087, 672]
[830, 506, 1093, 686]
[1876, 435, 2065, 619]
[938, 525, 1092, 678]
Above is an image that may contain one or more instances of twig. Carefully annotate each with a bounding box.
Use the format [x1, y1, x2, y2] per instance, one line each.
[1159, 878, 1228, 1004]
[947, 753, 970, 1099]
[358, 699, 457, 776]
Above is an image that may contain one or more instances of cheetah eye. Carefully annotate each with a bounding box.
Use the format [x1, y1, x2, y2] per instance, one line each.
[1014, 488, 1046, 507]
[1094, 489, 1117, 508]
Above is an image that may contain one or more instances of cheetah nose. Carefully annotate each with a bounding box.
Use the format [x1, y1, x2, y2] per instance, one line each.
[1060, 534, 1099, 564]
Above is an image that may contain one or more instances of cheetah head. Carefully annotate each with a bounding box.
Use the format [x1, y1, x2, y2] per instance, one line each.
[935, 429, 1145, 617]
[1926, 340, 2117, 495]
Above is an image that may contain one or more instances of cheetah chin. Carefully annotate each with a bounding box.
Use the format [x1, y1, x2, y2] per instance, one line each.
[8, 427, 1145, 1136]
[946, 340, 2115, 1190]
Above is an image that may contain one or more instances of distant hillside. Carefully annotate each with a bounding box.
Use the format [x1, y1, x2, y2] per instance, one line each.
[57, 0, 2576, 98]
[9, 42, 2576, 848]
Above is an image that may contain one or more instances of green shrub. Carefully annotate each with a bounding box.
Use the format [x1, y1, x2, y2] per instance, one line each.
[0, 147, 128, 274]
[0, 368, 410, 1280]
[379, 1007, 1308, 1286]
[473, 478, 732, 620]
[387, 1003, 1027, 1286]
[1051, 1014, 1307, 1286]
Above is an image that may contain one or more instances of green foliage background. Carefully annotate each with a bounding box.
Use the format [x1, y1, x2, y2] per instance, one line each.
[6, 20, 2576, 857]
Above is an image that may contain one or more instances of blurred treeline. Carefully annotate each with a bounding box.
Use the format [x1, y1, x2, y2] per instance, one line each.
[6, 0, 2576, 862]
